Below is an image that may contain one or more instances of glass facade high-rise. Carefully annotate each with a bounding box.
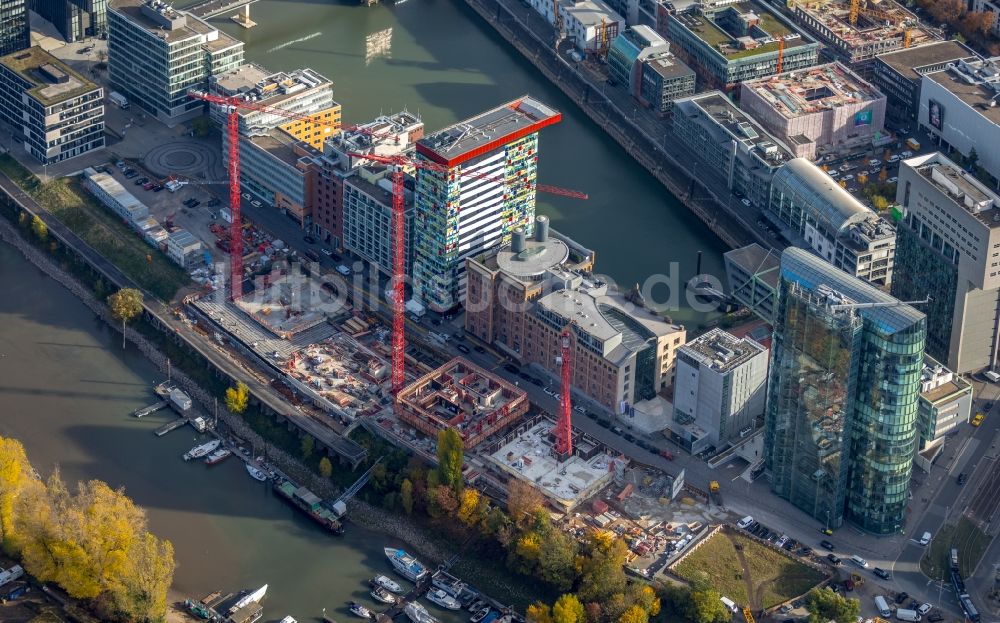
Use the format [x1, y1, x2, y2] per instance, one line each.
[765, 248, 926, 534]
[30, 0, 107, 42]
[0, 0, 29, 56]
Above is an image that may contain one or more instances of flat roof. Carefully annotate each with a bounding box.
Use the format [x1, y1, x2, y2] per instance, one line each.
[495, 230, 570, 278]
[680, 327, 766, 373]
[0, 47, 100, 106]
[561, 0, 623, 28]
[742, 62, 883, 119]
[643, 53, 696, 80]
[110, 0, 240, 47]
[724, 243, 780, 290]
[416, 96, 561, 167]
[908, 153, 1000, 229]
[672, 0, 809, 60]
[249, 131, 306, 168]
[675, 91, 793, 167]
[791, 0, 935, 49]
[213, 65, 334, 113]
[876, 40, 977, 79]
[924, 59, 1000, 126]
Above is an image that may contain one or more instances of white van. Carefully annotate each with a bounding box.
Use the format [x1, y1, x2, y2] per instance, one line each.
[919, 531, 932, 546]
[720, 597, 738, 614]
[850, 555, 869, 568]
[984, 370, 1000, 383]
[896, 609, 920, 622]
[737, 516, 754, 529]
[875, 596, 892, 618]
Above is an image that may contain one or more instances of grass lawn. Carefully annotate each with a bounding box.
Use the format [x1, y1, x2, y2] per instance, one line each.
[0, 154, 188, 301]
[921, 517, 990, 580]
[674, 530, 827, 609]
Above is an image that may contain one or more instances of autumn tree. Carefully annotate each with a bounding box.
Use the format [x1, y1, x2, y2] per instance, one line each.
[872, 195, 889, 212]
[0, 437, 31, 548]
[400, 478, 414, 515]
[509, 530, 543, 574]
[527, 602, 553, 623]
[805, 587, 861, 623]
[108, 531, 174, 621]
[506, 479, 546, 527]
[457, 488, 483, 526]
[435, 428, 464, 493]
[577, 530, 628, 603]
[684, 576, 732, 623]
[319, 457, 333, 479]
[628, 585, 661, 617]
[538, 527, 579, 591]
[31, 215, 47, 241]
[107, 288, 143, 349]
[225, 381, 249, 414]
[619, 606, 649, 623]
[552, 594, 586, 623]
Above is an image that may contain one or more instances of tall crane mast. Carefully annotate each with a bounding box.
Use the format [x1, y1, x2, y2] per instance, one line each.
[776, 37, 785, 74]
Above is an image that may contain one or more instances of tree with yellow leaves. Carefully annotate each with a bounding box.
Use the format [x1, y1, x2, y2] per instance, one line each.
[107, 288, 143, 350]
[879, 167, 888, 183]
[0, 437, 31, 547]
[457, 488, 482, 526]
[527, 602, 553, 623]
[619, 605, 649, 623]
[225, 381, 249, 414]
[552, 594, 586, 623]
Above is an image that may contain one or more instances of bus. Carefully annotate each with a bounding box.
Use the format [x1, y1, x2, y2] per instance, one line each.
[958, 594, 979, 622]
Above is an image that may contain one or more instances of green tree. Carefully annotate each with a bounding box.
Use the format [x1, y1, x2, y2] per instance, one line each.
[618, 606, 649, 623]
[400, 478, 414, 515]
[552, 594, 586, 623]
[578, 530, 628, 603]
[538, 528, 579, 591]
[686, 585, 733, 623]
[225, 381, 249, 414]
[107, 288, 143, 350]
[191, 116, 213, 138]
[319, 457, 333, 479]
[301, 435, 314, 460]
[31, 215, 47, 241]
[435, 428, 464, 493]
[805, 587, 861, 623]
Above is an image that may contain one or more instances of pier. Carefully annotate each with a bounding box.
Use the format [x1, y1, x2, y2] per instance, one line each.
[186, 0, 258, 27]
[154, 418, 188, 436]
[133, 400, 167, 418]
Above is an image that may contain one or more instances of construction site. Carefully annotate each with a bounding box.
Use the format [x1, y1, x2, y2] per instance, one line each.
[788, 0, 937, 67]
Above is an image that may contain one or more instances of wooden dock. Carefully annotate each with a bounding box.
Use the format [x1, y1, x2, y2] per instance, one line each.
[380, 576, 432, 619]
[154, 418, 188, 436]
[134, 400, 168, 418]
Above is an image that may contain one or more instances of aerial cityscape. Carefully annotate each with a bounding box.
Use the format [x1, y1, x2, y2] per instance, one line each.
[3, 0, 1000, 623]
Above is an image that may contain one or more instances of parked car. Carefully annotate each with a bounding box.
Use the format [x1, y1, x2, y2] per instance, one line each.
[134, 176, 148, 185]
[827, 554, 842, 565]
[888, 177, 898, 184]
[895, 592, 910, 605]
[188, 199, 201, 208]
[456, 344, 470, 354]
[321, 248, 333, 257]
[843, 174, 855, 181]
[143, 182, 155, 190]
[869, 159, 882, 167]
[820, 540, 835, 551]
[303, 235, 316, 244]
[874, 567, 891, 580]
[741, 198, 752, 207]
[152, 184, 164, 192]
[503, 363, 519, 374]
[927, 613, 943, 622]
[473, 345, 486, 354]
[124, 170, 138, 179]
[958, 473, 967, 485]
[624, 433, 635, 442]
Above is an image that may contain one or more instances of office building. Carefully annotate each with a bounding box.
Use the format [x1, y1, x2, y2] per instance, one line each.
[786, 0, 936, 71]
[665, 0, 819, 91]
[314, 111, 423, 249]
[724, 243, 780, 324]
[413, 96, 561, 312]
[607, 25, 695, 114]
[972, 0, 1000, 37]
[465, 215, 596, 359]
[525, 0, 623, 53]
[210, 64, 340, 148]
[0, 47, 104, 164]
[872, 41, 977, 124]
[891, 152, 1000, 374]
[107, 0, 243, 124]
[342, 167, 415, 277]
[919, 57, 1000, 184]
[30, 0, 106, 42]
[396, 357, 530, 449]
[0, 0, 28, 56]
[525, 276, 686, 413]
[916, 357, 971, 455]
[672, 328, 768, 451]
[769, 158, 895, 286]
[672, 91, 793, 209]
[765, 247, 926, 534]
[240, 131, 320, 228]
[739, 63, 886, 160]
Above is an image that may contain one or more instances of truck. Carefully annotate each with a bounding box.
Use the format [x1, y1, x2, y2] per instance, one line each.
[906, 138, 920, 151]
[405, 299, 426, 319]
[874, 596, 892, 618]
[109, 91, 130, 109]
[895, 609, 920, 622]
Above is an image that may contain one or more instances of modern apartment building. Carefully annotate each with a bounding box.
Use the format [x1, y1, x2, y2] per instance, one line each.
[526, 0, 623, 53]
[527, 280, 686, 413]
[465, 215, 596, 359]
[413, 96, 561, 312]
[739, 63, 886, 160]
[765, 247, 926, 534]
[342, 167, 414, 277]
[107, 0, 243, 124]
[672, 91, 793, 209]
[891, 152, 1000, 374]
[919, 57, 1000, 184]
[607, 25, 695, 114]
[916, 357, 971, 453]
[314, 111, 423, 249]
[769, 158, 895, 287]
[0, 0, 28, 57]
[665, 0, 819, 91]
[785, 0, 936, 72]
[30, 0, 107, 42]
[871, 41, 977, 124]
[672, 328, 768, 451]
[0, 47, 105, 164]
[210, 64, 340, 148]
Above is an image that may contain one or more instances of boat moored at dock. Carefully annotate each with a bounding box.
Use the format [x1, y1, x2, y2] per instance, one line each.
[246, 463, 269, 481]
[228, 584, 268, 614]
[205, 448, 232, 465]
[405, 601, 440, 623]
[274, 478, 344, 534]
[183, 439, 221, 461]
[349, 601, 373, 619]
[370, 585, 396, 604]
[431, 570, 465, 598]
[426, 589, 462, 610]
[384, 547, 428, 582]
[370, 575, 402, 594]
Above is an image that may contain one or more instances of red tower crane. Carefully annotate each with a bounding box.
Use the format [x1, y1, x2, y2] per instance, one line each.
[555, 326, 573, 457]
[186, 90, 587, 395]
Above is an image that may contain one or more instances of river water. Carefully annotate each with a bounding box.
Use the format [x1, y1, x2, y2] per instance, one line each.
[178, 0, 729, 325]
[0, 241, 477, 621]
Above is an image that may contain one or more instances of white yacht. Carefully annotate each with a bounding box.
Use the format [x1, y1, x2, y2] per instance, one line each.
[384, 547, 428, 582]
[426, 589, 462, 610]
[405, 602, 440, 623]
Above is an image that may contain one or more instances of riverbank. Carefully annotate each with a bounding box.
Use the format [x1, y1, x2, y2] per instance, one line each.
[0, 211, 542, 610]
